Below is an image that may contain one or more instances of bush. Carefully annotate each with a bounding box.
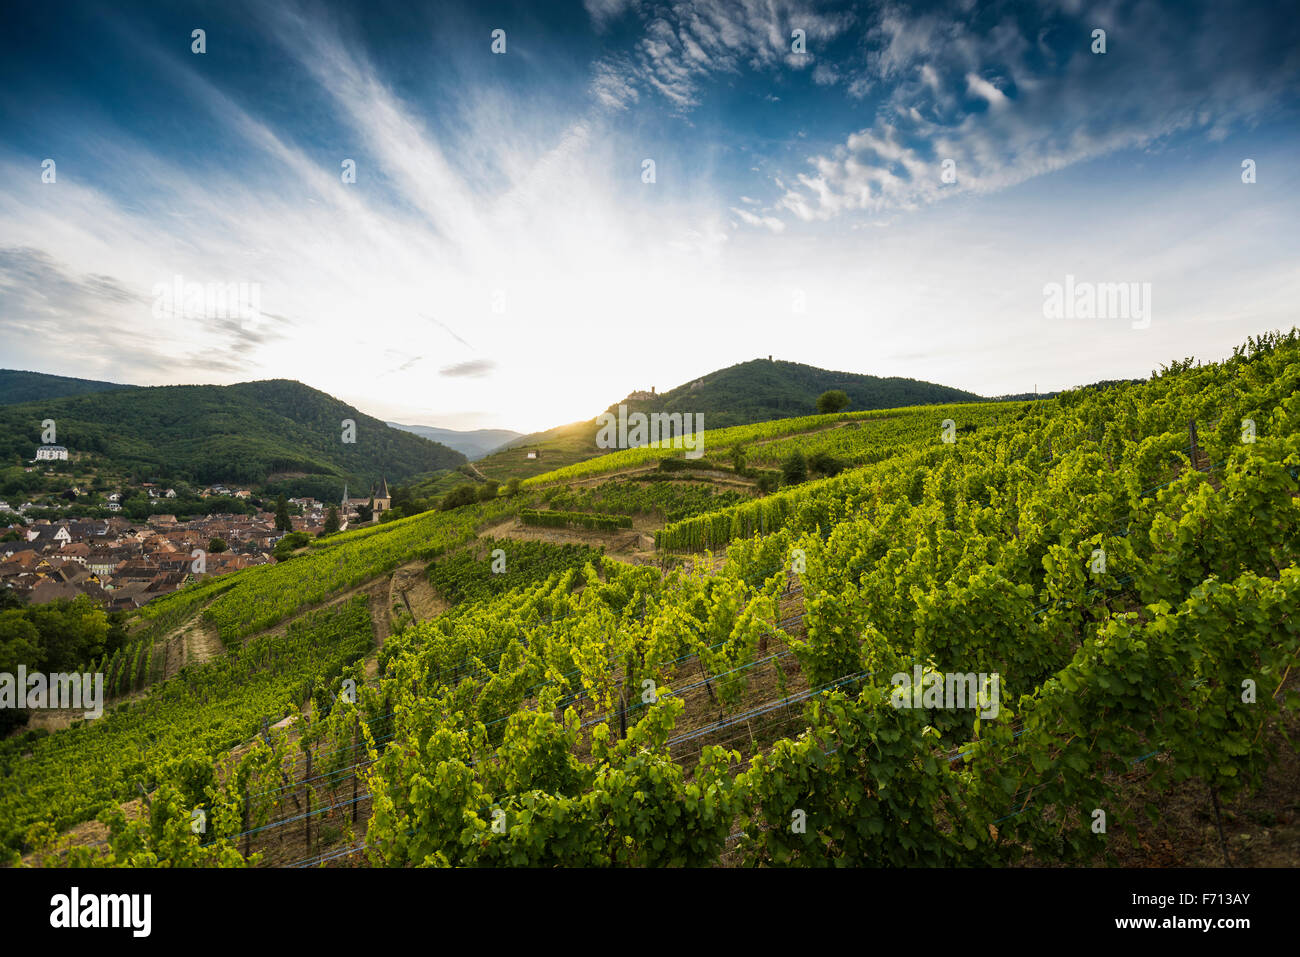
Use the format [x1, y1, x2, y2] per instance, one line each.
[730, 446, 747, 474]
[440, 484, 479, 511]
[272, 531, 312, 561]
[809, 451, 846, 477]
[780, 451, 807, 485]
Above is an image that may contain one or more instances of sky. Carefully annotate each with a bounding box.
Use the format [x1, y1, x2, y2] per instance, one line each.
[1, 0, 1297, 433]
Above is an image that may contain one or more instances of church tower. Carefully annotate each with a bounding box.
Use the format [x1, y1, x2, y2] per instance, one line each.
[372, 476, 391, 522]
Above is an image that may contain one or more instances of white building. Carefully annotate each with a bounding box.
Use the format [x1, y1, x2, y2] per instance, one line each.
[34, 445, 69, 461]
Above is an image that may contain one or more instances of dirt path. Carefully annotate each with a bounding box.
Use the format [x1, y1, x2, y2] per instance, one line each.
[481, 516, 658, 565]
[388, 560, 448, 625]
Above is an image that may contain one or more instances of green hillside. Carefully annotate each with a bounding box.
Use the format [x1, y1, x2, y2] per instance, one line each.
[617, 358, 982, 428]
[0, 369, 130, 405]
[0, 378, 465, 488]
[476, 358, 982, 482]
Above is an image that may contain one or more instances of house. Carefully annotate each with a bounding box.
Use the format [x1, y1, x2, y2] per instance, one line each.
[152, 514, 178, 525]
[107, 582, 151, 611]
[33, 445, 69, 461]
[107, 492, 121, 502]
[26, 525, 72, 547]
[86, 550, 127, 576]
[107, 502, 122, 512]
[526, 451, 538, 460]
[60, 543, 92, 563]
[28, 580, 80, 603]
[165, 488, 177, 498]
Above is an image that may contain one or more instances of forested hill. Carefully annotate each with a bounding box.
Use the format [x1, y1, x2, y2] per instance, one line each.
[0, 369, 130, 405]
[0, 378, 465, 486]
[613, 358, 983, 428]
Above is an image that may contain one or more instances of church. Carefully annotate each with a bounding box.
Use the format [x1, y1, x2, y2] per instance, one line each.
[340, 476, 391, 527]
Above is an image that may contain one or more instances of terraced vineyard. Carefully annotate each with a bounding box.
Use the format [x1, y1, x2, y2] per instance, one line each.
[4, 331, 1298, 868]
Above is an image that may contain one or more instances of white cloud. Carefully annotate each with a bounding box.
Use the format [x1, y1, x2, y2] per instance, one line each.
[589, 0, 856, 112]
[771, 0, 1300, 223]
[729, 206, 786, 232]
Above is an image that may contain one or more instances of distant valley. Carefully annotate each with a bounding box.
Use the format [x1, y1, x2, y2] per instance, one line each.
[386, 423, 522, 461]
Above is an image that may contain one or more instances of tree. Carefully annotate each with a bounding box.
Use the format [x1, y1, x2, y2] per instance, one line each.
[477, 481, 500, 502]
[207, 537, 228, 554]
[274, 494, 292, 532]
[504, 478, 521, 497]
[809, 450, 846, 477]
[730, 445, 747, 474]
[272, 531, 312, 562]
[322, 506, 340, 535]
[781, 451, 807, 485]
[440, 484, 479, 511]
[817, 390, 850, 414]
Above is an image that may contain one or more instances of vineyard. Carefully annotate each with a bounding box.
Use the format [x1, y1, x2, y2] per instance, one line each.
[1, 598, 374, 857]
[535, 476, 749, 522]
[3, 330, 1298, 868]
[191, 499, 512, 644]
[428, 539, 606, 605]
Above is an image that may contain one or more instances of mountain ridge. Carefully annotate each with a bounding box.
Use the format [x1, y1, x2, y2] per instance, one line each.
[0, 376, 465, 495]
[474, 356, 984, 482]
[0, 369, 132, 405]
[386, 422, 522, 461]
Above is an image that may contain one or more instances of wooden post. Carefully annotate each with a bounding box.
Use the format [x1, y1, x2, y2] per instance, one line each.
[1189, 420, 1199, 467]
[303, 744, 312, 852]
[351, 722, 359, 824]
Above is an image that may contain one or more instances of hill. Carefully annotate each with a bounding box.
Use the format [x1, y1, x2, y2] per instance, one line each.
[386, 422, 521, 460]
[617, 358, 982, 429]
[0, 378, 465, 490]
[0, 369, 130, 405]
[475, 357, 982, 482]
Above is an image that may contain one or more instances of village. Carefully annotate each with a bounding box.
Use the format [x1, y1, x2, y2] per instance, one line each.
[0, 480, 390, 610]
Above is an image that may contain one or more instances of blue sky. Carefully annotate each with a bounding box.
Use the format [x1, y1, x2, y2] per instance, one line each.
[1, 0, 1297, 432]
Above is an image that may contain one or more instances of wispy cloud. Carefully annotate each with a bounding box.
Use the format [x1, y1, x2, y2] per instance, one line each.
[440, 359, 496, 378]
